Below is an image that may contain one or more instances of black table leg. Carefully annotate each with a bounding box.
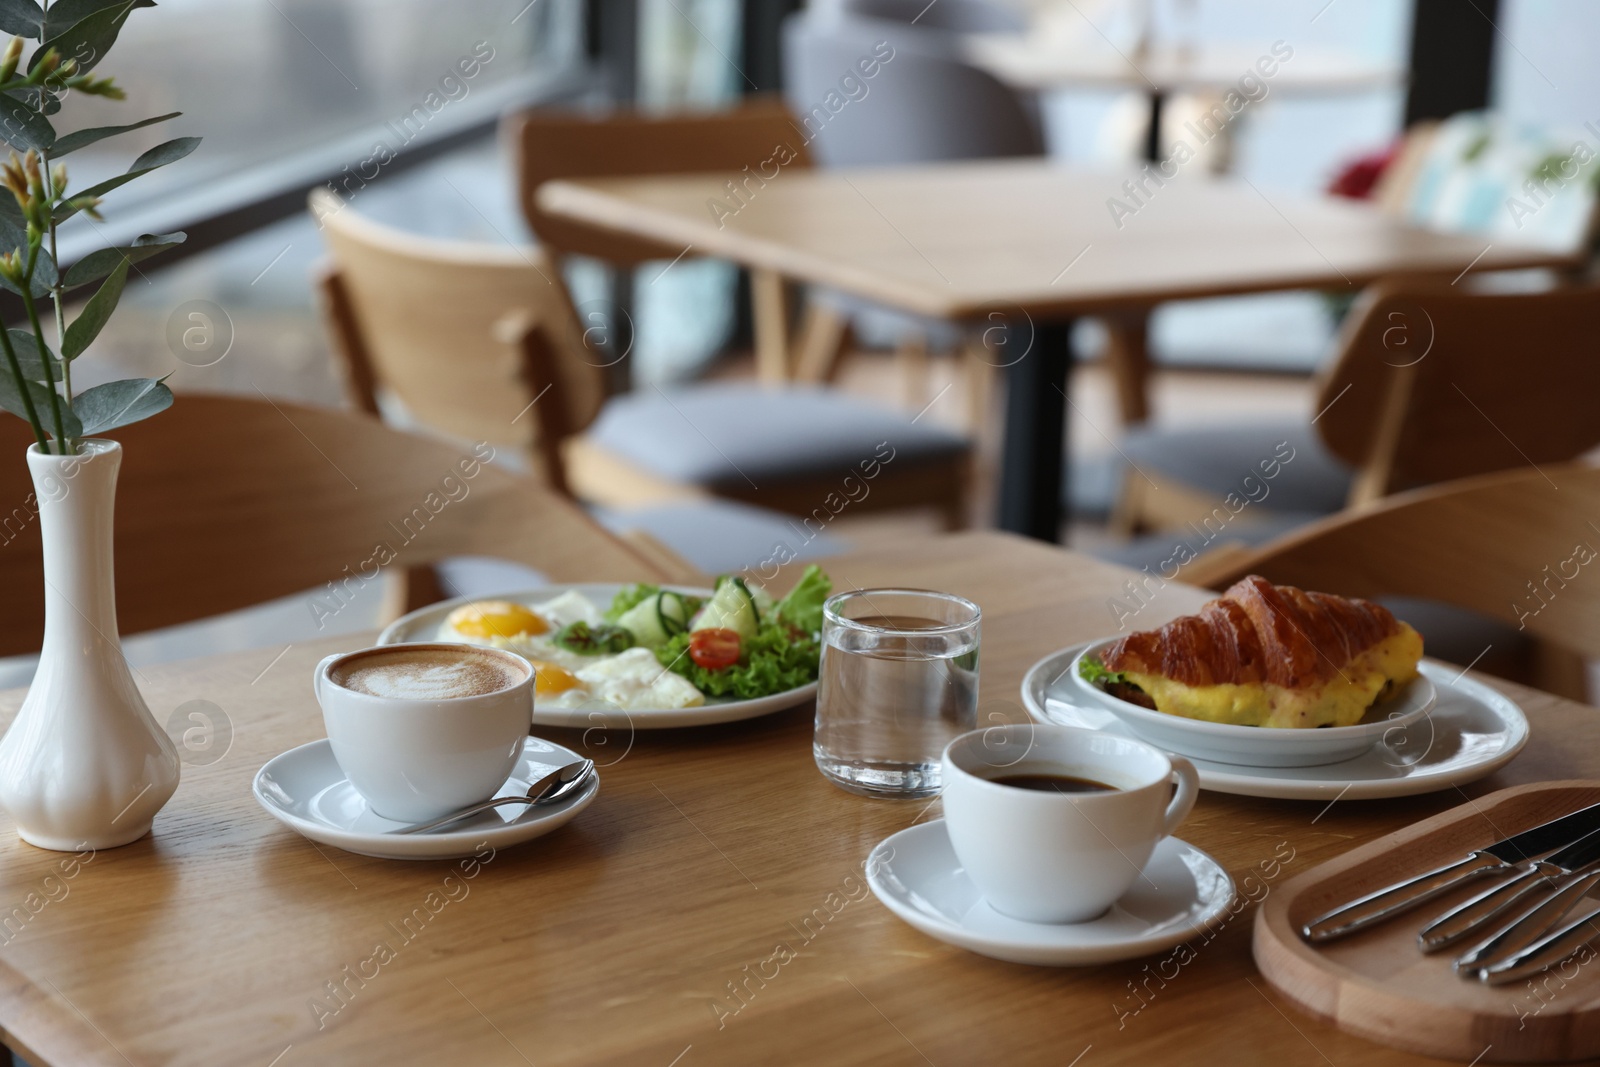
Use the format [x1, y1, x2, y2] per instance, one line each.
[1144, 90, 1166, 163]
[997, 319, 1073, 542]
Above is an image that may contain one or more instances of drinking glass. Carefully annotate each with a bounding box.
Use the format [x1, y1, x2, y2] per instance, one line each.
[813, 589, 980, 798]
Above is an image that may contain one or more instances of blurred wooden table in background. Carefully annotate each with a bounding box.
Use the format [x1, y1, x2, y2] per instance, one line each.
[539, 160, 1577, 542]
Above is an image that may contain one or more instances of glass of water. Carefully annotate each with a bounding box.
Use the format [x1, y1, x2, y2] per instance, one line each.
[814, 588, 980, 798]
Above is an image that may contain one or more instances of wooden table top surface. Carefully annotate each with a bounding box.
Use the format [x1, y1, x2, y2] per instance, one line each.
[537, 159, 1576, 322]
[964, 39, 1402, 94]
[0, 531, 1591, 1067]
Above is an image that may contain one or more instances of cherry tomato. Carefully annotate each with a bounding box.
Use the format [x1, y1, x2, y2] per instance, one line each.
[688, 628, 741, 670]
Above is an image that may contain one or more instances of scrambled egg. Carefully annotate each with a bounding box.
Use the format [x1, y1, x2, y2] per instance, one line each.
[1123, 625, 1423, 729]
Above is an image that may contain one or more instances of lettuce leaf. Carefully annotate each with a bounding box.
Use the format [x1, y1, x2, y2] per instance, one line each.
[655, 620, 820, 699]
[774, 564, 831, 633]
[1077, 656, 1126, 687]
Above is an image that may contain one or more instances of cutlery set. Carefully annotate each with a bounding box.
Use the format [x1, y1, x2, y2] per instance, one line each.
[1304, 801, 1600, 983]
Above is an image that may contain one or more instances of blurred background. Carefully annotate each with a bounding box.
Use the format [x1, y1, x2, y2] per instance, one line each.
[7, 0, 1594, 695]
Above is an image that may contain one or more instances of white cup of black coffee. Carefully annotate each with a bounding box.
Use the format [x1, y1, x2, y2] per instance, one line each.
[314, 642, 534, 822]
[941, 724, 1199, 923]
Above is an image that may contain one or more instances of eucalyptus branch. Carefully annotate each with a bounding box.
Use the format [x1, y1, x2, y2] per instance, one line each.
[20, 239, 66, 450]
[0, 7, 197, 451]
[0, 314, 45, 450]
[43, 147, 66, 406]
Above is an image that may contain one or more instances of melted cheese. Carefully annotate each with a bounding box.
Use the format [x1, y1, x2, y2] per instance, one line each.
[1123, 625, 1423, 729]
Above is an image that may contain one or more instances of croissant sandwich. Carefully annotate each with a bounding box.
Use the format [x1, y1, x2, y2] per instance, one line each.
[1081, 576, 1423, 729]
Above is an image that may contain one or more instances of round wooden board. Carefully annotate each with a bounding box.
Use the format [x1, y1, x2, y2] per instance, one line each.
[1254, 781, 1600, 1064]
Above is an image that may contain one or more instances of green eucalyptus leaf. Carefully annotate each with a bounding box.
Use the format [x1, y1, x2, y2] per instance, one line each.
[0, 193, 22, 251]
[71, 376, 169, 435]
[39, 0, 150, 38]
[52, 111, 179, 156]
[34, 0, 153, 75]
[63, 231, 183, 289]
[0, 376, 77, 438]
[8, 329, 60, 381]
[32, 247, 54, 291]
[0, 0, 43, 38]
[0, 90, 54, 151]
[54, 135, 199, 221]
[61, 256, 125, 359]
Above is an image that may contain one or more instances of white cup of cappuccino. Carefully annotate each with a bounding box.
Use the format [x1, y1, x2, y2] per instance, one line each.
[314, 642, 535, 822]
[941, 724, 1199, 923]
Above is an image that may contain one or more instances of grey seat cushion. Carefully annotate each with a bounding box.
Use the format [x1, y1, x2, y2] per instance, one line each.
[589, 382, 970, 490]
[1117, 420, 1352, 515]
[437, 501, 850, 591]
[596, 500, 848, 576]
[1087, 510, 1329, 573]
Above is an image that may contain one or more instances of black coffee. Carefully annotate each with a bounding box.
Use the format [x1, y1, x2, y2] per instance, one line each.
[990, 773, 1118, 794]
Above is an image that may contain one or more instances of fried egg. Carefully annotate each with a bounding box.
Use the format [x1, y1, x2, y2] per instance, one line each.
[441, 592, 605, 668]
[438, 592, 704, 711]
[528, 590, 603, 629]
[443, 600, 550, 641]
[575, 648, 704, 710]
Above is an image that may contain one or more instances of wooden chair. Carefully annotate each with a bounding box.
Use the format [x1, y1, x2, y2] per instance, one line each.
[507, 99, 839, 385]
[1104, 112, 1600, 427]
[1191, 463, 1600, 691]
[311, 188, 975, 531]
[1115, 279, 1600, 533]
[0, 395, 666, 659]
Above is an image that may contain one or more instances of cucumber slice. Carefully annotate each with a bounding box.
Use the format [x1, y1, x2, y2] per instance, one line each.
[729, 577, 761, 623]
[692, 581, 759, 639]
[618, 593, 669, 648]
[657, 591, 689, 636]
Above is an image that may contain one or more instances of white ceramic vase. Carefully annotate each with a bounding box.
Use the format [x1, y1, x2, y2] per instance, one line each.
[0, 440, 179, 850]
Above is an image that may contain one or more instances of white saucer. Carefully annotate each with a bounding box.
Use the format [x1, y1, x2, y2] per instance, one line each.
[252, 736, 599, 860]
[866, 820, 1235, 966]
[1022, 642, 1530, 800]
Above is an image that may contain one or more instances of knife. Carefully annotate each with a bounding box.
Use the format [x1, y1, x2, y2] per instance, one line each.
[1477, 906, 1600, 986]
[1301, 801, 1600, 943]
[1419, 826, 1600, 954]
[1455, 862, 1600, 974]
[1420, 831, 1600, 953]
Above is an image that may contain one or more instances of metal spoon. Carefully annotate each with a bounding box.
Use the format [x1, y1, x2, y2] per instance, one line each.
[390, 759, 594, 835]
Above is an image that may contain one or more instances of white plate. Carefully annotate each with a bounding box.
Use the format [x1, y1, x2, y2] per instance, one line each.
[1022, 642, 1530, 800]
[866, 820, 1236, 966]
[378, 583, 818, 729]
[252, 736, 599, 860]
[1068, 637, 1437, 767]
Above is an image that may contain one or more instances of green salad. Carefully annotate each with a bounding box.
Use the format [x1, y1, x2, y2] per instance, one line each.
[602, 565, 831, 700]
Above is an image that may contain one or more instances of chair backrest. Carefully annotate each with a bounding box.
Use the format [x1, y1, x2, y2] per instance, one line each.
[781, 9, 1043, 167]
[1313, 279, 1600, 502]
[1383, 110, 1599, 254]
[1197, 463, 1600, 657]
[310, 188, 608, 489]
[841, 0, 1028, 33]
[506, 99, 814, 265]
[0, 395, 664, 657]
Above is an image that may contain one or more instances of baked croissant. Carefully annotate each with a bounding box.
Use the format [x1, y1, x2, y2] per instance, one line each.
[1087, 576, 1423, 729]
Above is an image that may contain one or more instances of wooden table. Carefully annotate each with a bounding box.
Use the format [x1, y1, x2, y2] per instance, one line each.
[965, 40, 1401, 96]
[0, 532, 1592, 1065]
[964, 40, 1400, 163]
[538, 160, 1577, 541]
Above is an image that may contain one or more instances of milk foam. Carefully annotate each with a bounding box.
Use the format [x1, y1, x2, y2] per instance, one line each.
[333, 649, 522, 700]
